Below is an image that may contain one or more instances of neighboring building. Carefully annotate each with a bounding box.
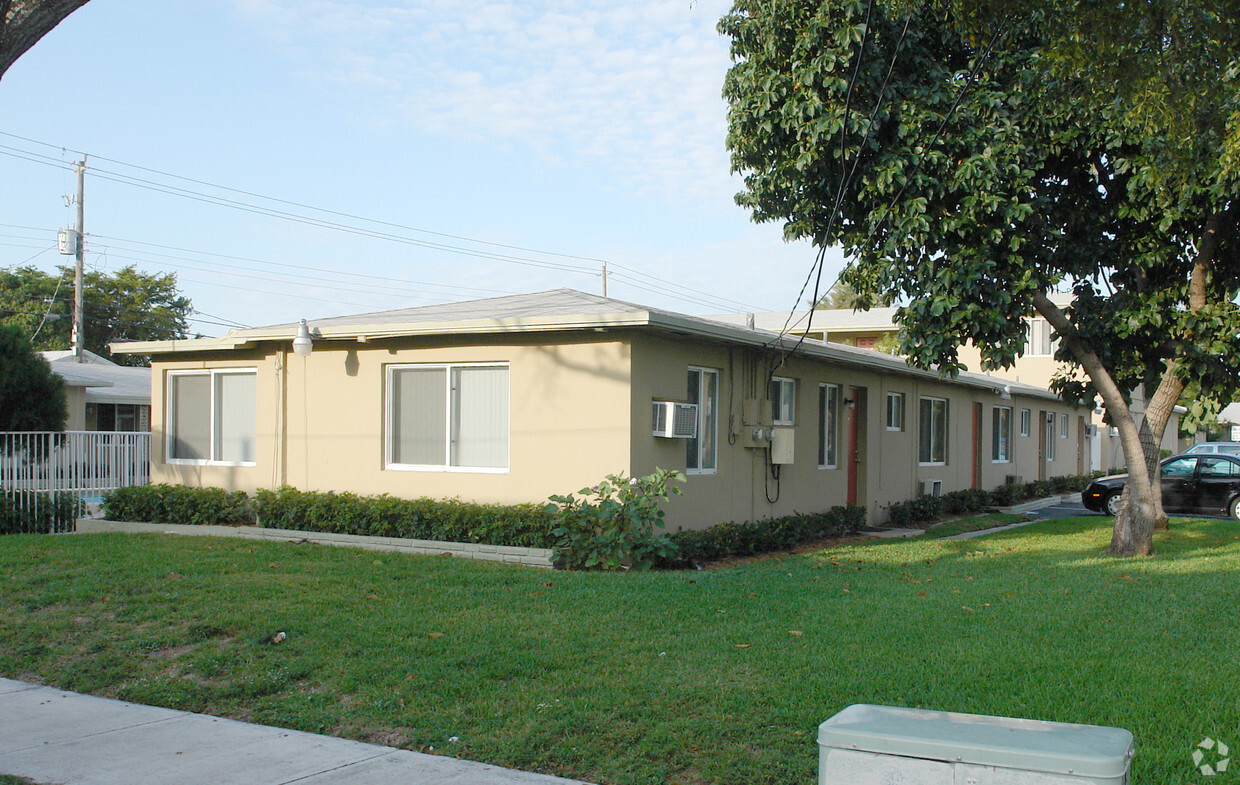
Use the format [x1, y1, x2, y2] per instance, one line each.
[112, 289, 1086, 531]
[41, 350, 151, 432]
[710, 301, 1183, 473]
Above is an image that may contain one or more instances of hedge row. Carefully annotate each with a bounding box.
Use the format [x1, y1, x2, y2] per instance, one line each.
[664, 505, 867, 566]
[102, 484, 556, 549]
[0, 491, 83, 535]
[886, 473, 1096, 528]
[101, 473, 1095, 567]
[104, 485, 253, 527]
[252, 487, 555, 548]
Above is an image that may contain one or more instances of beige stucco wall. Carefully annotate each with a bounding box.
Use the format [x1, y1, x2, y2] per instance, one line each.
[627, 334, 1085, 531]
[148, 333, 633, 506]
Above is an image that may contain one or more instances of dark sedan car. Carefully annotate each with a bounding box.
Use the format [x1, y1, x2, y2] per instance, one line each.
[1082, 453, 1240, 519]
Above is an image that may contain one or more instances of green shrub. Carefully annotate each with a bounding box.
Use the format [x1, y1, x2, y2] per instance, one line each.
[884, 473, 1097, 527]
[103, 485, 254, 527]
[664, 505, 865, 566]
[0, 491, 82, 534]
[547, 469, 684, 571]
[252, 487, 556, 548]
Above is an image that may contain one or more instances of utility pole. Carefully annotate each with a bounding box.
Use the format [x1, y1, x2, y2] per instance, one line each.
[71, 156, 86, 363]
[601, 262, 607, 297]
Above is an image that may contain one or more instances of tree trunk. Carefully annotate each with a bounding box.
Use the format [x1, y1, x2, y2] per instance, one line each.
[1030, 210, 1218, 555]
[0, 0, 92, 80]
[1032, 292, 1159, 556]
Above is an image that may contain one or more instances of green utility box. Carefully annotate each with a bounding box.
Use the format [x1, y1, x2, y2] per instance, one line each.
[818, 705, 1134, 785]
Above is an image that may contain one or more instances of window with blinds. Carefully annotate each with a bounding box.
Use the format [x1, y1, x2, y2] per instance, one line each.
[387, 364, 509, 472]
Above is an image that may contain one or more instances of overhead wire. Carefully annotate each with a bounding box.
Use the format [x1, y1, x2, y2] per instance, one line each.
[0, 133, 773, 314]
[772, 0, 878, 373]
[776, 5, 914, 364]
[773, 9, 1008, 368]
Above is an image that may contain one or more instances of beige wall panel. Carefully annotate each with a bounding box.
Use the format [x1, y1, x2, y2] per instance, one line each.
[149, 335, 632, 506]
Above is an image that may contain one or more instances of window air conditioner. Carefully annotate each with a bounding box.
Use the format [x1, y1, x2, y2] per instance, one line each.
[920, 479, 943, 497]
[652, 401, 697, 439]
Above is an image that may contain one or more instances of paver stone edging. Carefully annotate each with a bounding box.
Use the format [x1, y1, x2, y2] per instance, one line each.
[75, 519, 555, 568]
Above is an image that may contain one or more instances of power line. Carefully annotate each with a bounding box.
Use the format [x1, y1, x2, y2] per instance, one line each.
[90, 233, 514, 298]
[0, 133, 774, 314]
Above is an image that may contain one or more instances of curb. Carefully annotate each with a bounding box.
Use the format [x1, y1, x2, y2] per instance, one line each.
[75, 519, 555, 569]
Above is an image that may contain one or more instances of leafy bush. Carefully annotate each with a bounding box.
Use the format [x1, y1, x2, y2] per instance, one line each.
[252, 487, 555, 548]
[884, 473, 1097, 527]
[104, 484, 254, 527]
[665, 505, 866, 566]
[0, 491, 82, 534]
[547, 469, 684, 571]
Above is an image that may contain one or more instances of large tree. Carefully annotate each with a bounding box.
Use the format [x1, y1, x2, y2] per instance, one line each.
[0, 265, 192, 366]
[721, 0, 1240, 556]
[0, 0, 90, 79]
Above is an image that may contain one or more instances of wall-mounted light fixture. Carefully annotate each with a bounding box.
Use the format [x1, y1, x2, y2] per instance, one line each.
[998, 385, 1012, 401]
[844, 396, 857, 410]
[292, 319, 313, 357]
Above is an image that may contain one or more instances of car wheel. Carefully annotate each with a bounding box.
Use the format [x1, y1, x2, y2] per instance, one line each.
[1229, 497, 1240, 522]
[1105, 492, 1124, 516]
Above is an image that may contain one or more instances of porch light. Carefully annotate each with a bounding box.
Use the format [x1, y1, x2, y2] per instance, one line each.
[292, 319, 313, 357]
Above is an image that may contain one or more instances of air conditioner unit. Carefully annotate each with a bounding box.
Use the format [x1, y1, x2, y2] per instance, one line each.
[652, 401, 697, 439]
[1085, 424, 1097, 437]
[920, 479, 942, 497]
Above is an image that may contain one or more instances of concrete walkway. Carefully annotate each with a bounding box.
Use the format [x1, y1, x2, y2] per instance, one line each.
[861, 493, 1090, 541]
[0, 678, 592, 785]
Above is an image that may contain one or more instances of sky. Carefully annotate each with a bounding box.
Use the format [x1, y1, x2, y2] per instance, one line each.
[0, 0, 847, 338]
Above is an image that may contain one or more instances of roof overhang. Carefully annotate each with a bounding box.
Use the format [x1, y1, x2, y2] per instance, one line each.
[111, 308, 1067, 404]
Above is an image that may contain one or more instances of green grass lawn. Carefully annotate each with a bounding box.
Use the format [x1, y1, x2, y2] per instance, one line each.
[2, 517, 1238, 785]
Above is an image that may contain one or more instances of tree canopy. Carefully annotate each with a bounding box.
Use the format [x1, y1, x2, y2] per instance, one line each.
[0, 265, 192, 366]
[0, 323, 65, 431]
[721, 0, 1240, 555]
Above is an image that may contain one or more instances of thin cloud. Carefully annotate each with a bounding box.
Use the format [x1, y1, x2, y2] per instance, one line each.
[228, 0, 741, 213]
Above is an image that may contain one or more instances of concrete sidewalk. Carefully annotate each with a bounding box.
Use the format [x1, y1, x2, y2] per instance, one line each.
[0, 678, 592, 785]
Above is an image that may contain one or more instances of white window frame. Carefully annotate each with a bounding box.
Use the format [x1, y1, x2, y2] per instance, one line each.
[1061, 413, 1069, 438]
[992, 406, 1012, 463]
[385, 362, 510, 474]
[165, 368, 257, 467]
[1026, 318, 1058, 357]
[770, 376, 796, 426]
[1019, 408, 1031, 437]
[886, 392, 905, 432]
[686, 367, 719, 475]
[918, 396, 949, 466]
[819, 383, 840, 469]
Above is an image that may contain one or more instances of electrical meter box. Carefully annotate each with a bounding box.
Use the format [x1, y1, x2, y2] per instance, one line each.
[818, 705, 1134, 785]
[770, 427, 795, 464]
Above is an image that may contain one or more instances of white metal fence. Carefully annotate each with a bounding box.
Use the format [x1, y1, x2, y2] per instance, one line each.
[1, 431, 151, 531]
